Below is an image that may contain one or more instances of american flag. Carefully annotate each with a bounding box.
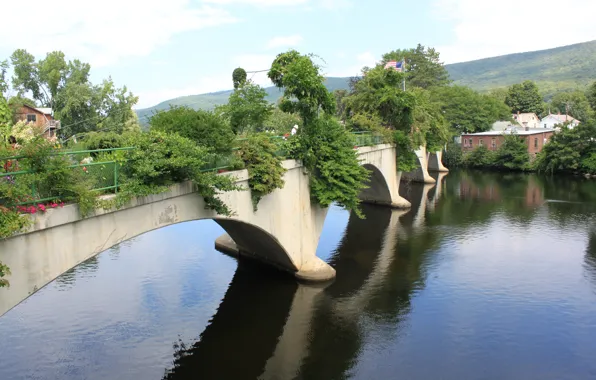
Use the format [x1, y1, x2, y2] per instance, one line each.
[384, 60, 404, 72]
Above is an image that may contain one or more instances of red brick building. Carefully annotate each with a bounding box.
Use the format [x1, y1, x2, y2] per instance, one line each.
[14, 105, 61, 139]
[461, 129, 555, 157]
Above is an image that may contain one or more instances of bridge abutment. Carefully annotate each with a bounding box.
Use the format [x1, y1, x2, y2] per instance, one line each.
[402, 145, 437, 184]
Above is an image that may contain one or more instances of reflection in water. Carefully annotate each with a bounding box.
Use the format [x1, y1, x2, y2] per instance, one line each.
[3, 171, 596, 380]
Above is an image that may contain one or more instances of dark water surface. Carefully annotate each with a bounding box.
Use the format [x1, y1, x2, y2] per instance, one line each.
[2, 171, 596, 380]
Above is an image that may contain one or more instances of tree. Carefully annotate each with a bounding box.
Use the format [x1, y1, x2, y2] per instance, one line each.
[343, 65, 416, 132]
[381, 44, 451, 89]
[232, 68, 247, 90]
[494, 134, 530, 170]
[333, 89, 349, 121]
[549, 91, 593, 122]
[431, 85, 511, 134]
[217, 80, 273, 135]
[0, 60, 9, 94]
[587, 81, 596, 112]
[150, 107, 235, 154]
[263, 108, 302, 134]
[10, 49, 137, 137]
[268, 50, 335, 126]
[535, 121, 596, 174]
[505, 80, 543, 114]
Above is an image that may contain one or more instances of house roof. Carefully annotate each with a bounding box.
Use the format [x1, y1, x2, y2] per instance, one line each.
[34, 107, 52, 115]
[512, 113, 539, 124]
[542, 114, 580, 123]
[463, 128, 555, 137]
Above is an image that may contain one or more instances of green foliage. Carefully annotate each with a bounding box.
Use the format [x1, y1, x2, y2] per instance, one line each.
[0, 258, 11, 287]
[344, 65, 416, 132]
[268, 50, 335, 125]
[393, 130, 419, 172]
[535, 121, 596, 174]
[82, 131, 128, 151]
[443, 142, 464, 168]
[263, 108, 302, 135]
[0, 60, 8, 94]
[493, 134, 530, 170]
[431, 85, 511, 134]
[119, 131, 238, 215]
[334, 89, 349, 120]
[550, 90, 594, 122]
[382, 44, 451, 89]
[0, 96, 11, 135]
[0, 206, 30, 241]
[232, 68, 247, 90]
[587, 81, 596, 112]
[150, 107, 235, 154]
[466, 145, 496, 169]
[217, 81, 273, 135]
[505, 81, 543, 114]
[237, 134, 286, 210]
[296, 116, 369, 216]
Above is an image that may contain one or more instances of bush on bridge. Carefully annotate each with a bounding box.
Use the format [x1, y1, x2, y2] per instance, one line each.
[237, 134, 286, 210]
[115, 131, 240, 216]
[0, 259, 9, 287]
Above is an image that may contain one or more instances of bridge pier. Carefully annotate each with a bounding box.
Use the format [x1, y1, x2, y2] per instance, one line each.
[428, 150, 449, 172]
[402, 145, 436, 184]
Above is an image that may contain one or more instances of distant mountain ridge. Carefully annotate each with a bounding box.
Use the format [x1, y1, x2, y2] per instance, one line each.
[136, 40, 596, 123]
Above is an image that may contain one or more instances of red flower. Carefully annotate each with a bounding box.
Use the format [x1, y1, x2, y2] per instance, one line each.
[28, 206, 37, 214]
[83, 167, 88, 172]
[59, 202, 64, 208]
[38, 204, 46, 212]
[51, 203, 58, 208]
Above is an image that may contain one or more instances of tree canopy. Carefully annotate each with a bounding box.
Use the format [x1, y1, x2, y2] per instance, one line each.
[550, 90, 593, 122]
[505, 80, 543, 114]
[217, 80, 272, 135]
[149, 106, 235, 154]
[588, 81, 596, 112]
[431, 85, 511, 134]
[381, 44, 451, 90]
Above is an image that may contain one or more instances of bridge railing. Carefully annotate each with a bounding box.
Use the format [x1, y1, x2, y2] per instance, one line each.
[1, 132, 382, 206]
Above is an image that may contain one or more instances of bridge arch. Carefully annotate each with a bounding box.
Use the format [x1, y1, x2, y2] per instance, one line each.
[0, 145, 411, 316]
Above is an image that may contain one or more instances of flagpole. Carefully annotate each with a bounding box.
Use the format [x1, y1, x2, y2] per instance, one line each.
[402, 58, 406, 91]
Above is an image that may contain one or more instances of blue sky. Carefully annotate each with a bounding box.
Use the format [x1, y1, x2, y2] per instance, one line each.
[1, 0, 595, 108]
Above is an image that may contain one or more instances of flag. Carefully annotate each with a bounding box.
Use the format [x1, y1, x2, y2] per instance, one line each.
[384, 60, 403, 72]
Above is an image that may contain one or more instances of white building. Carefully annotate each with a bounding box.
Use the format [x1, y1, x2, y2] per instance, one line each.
[540, 114, 580, 129]
[512, 112, 540, 129]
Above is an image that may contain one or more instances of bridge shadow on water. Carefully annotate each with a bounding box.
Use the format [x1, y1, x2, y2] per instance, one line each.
[161, 179, 446, 380]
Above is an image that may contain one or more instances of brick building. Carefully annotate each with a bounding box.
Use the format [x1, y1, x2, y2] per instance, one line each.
[461, 128, 555, 157]
[14, 105, 61, 139]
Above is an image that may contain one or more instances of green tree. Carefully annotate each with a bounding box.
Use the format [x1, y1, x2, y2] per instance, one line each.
[150, 106, 235, 154]
[232, 68, 247, 90]
[505, 80, 543, 114]
[0, 60, 9, 94]
[494, 134, 530, 170]
[431, 85, 511, 134]
[268, 50, 335, 126]
[587, 81, 596, 112]
[381, 44, 451, 89]
[535, 121, 596, 174]
[263, 108, 302, 135]
[333, 89, 349, 121]
[343, 65, 415, 132]
[550, 90, 593, 122]
[217, 81, 273, 135]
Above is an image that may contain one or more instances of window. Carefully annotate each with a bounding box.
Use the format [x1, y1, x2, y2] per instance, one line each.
[544, 123, 547, 128]
[491, 137, 496, 148]
[26, 114, 37, 123]
[479, 139, 484, 146]
[468, 138, 473, 147]
[534, 138, 538, 148]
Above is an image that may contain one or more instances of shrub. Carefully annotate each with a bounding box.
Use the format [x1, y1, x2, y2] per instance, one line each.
[493, 134, 530, 170]
[150, 107, 235, 154]
[465, 145, 495, 169]
[443, 142, 463, 168]
[237, 134, 286, 210]
[297, 116, 370, 216]
[118, 131, 238, 215]
[393, 130, 420, 172]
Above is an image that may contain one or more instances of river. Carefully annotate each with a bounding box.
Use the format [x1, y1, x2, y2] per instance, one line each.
[1, 170, 596, 380]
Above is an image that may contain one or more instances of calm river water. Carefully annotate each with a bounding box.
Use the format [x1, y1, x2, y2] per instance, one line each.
[1, 171, 596, 380]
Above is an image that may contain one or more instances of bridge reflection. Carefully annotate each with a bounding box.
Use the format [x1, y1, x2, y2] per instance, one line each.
[162, 176, 446, 379]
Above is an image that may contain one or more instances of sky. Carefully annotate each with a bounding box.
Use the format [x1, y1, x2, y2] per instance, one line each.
[1, 0, 596, 109]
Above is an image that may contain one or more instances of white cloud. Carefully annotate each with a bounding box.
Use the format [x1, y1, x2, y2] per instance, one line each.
[434, 0, 596, 63]
[266, 35, 303, 50]
[0, 0, 236, 67]
[203, 0, 307, 6]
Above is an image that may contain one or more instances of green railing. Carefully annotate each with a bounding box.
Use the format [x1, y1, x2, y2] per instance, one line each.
[1, 132, 382, 206]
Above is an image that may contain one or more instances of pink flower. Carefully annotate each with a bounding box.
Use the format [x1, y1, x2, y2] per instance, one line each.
[51, 203, 58, 208]
[28, 206, 37, 214]
[37, 204, 46, 212]
[82, 167, 88, 172]
[59, 202, 64, 208]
